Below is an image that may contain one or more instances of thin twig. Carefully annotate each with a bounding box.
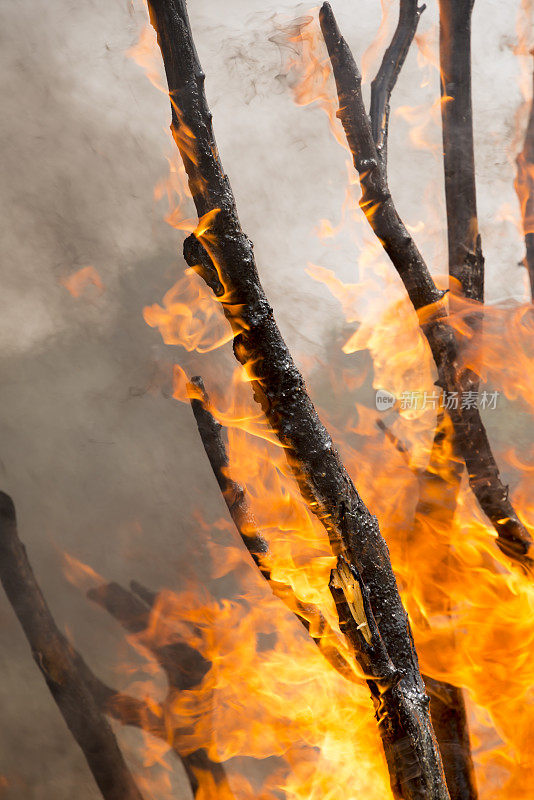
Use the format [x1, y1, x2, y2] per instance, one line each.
[145, 2, 449, 797]
[188, 375, 359, 683]
[429, 6, 481, 795]
[378, 415, 478, 799]
[319, 1, 532, 571]
[439, 0, 484, 301]
[0, 492, 146, 800]
[370, 0, 426, 166]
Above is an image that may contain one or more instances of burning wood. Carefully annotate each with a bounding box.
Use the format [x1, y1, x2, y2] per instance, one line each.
[147, 1, 451, 797]
[319, 1, 532, 571]
[0, 2, 533, 799]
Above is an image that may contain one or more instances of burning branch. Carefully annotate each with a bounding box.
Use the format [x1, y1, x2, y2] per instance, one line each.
[425, 7, 481, 796]
[87, 580, 234, 798]
[378, 415, 477, 800]
[516, 54, 534, 295]
[319, 1, 532, 571]
[146, 1, 449, 797]
[190, 372, 478, 798]
[370, 0, 426, 166]
[0, 493, 145, 800]
[188, 375, 359, 683]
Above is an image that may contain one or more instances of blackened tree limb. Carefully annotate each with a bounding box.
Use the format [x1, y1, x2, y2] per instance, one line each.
[146, 2, 449, 798]
[410, 423, 478, 800]
[378, 418, 478, 799]
[425, 678, 477, 800]
[516, 55, 534, 297]
[422, 7, 480, 794]
[189, 374, 467, 797]
[370, 0, 425, 166]
[188, 375, 360, 684]
[319, 2, 532, 571]
[439, 0, 484, 301]
[0, 492, 146, 800]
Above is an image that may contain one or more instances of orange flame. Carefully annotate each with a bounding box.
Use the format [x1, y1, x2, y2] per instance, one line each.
[108, 5, 534, 799]
[60, 266, 104, 298]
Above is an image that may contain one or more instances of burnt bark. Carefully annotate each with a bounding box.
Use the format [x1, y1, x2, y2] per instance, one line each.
[425, 678, 477, 800]
[420, 5, 481, 796]
[0, 492, 146, 800]
[370, 0, 425, 167]
[145, 2, 449, 797]
[439, 0, 484, 301]
[411, 423, 477, 800]
[516, 55, 534, 296]
[319, 1, 532, 571]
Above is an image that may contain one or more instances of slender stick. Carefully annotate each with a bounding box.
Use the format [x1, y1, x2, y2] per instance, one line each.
[425, 679, 477, 800]
[411, 426, 478, 800]
[516, 55, 534, 296]
[431, 7, 480, 795]
[0, 492, 146, 800]
[145, 2, 449, 797]
[370, 0, 426, 166]
[378, 416, 478, 799]
[319, 1, 532, 571]
[188, 375, 359, 683]
[439, 0, 484, 301]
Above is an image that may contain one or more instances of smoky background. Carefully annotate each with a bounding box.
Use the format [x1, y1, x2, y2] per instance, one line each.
[0, 0, 530, 797]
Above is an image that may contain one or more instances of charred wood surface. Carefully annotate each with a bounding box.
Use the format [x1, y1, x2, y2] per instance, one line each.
[426, 5, 480, 795]
[426, 678, 478, 800]
[370, 0, 425, 167]
[319, 1, 532, 572]
[0, 492, 146, 800]
[438, 0, 484, 301]
[188, 375, 360, 683]
[146, 1, 449, 797]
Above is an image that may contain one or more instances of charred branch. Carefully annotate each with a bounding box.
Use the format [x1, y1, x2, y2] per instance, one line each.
[319, 1, 532, 572]
[188, 374, 360, 683]
[425, 678, 477, 800]
[146, 1, 449, 797]
[0, 492, 146, 800]
[439, 0, 484, 301]
[428, 6, 480, 793]
[378, 416, 478, 799]
[370, 0, 425, 166]
[411, 421, 477, 800]
[516, 54, 534, 296]
[188, 376, 461, 798]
